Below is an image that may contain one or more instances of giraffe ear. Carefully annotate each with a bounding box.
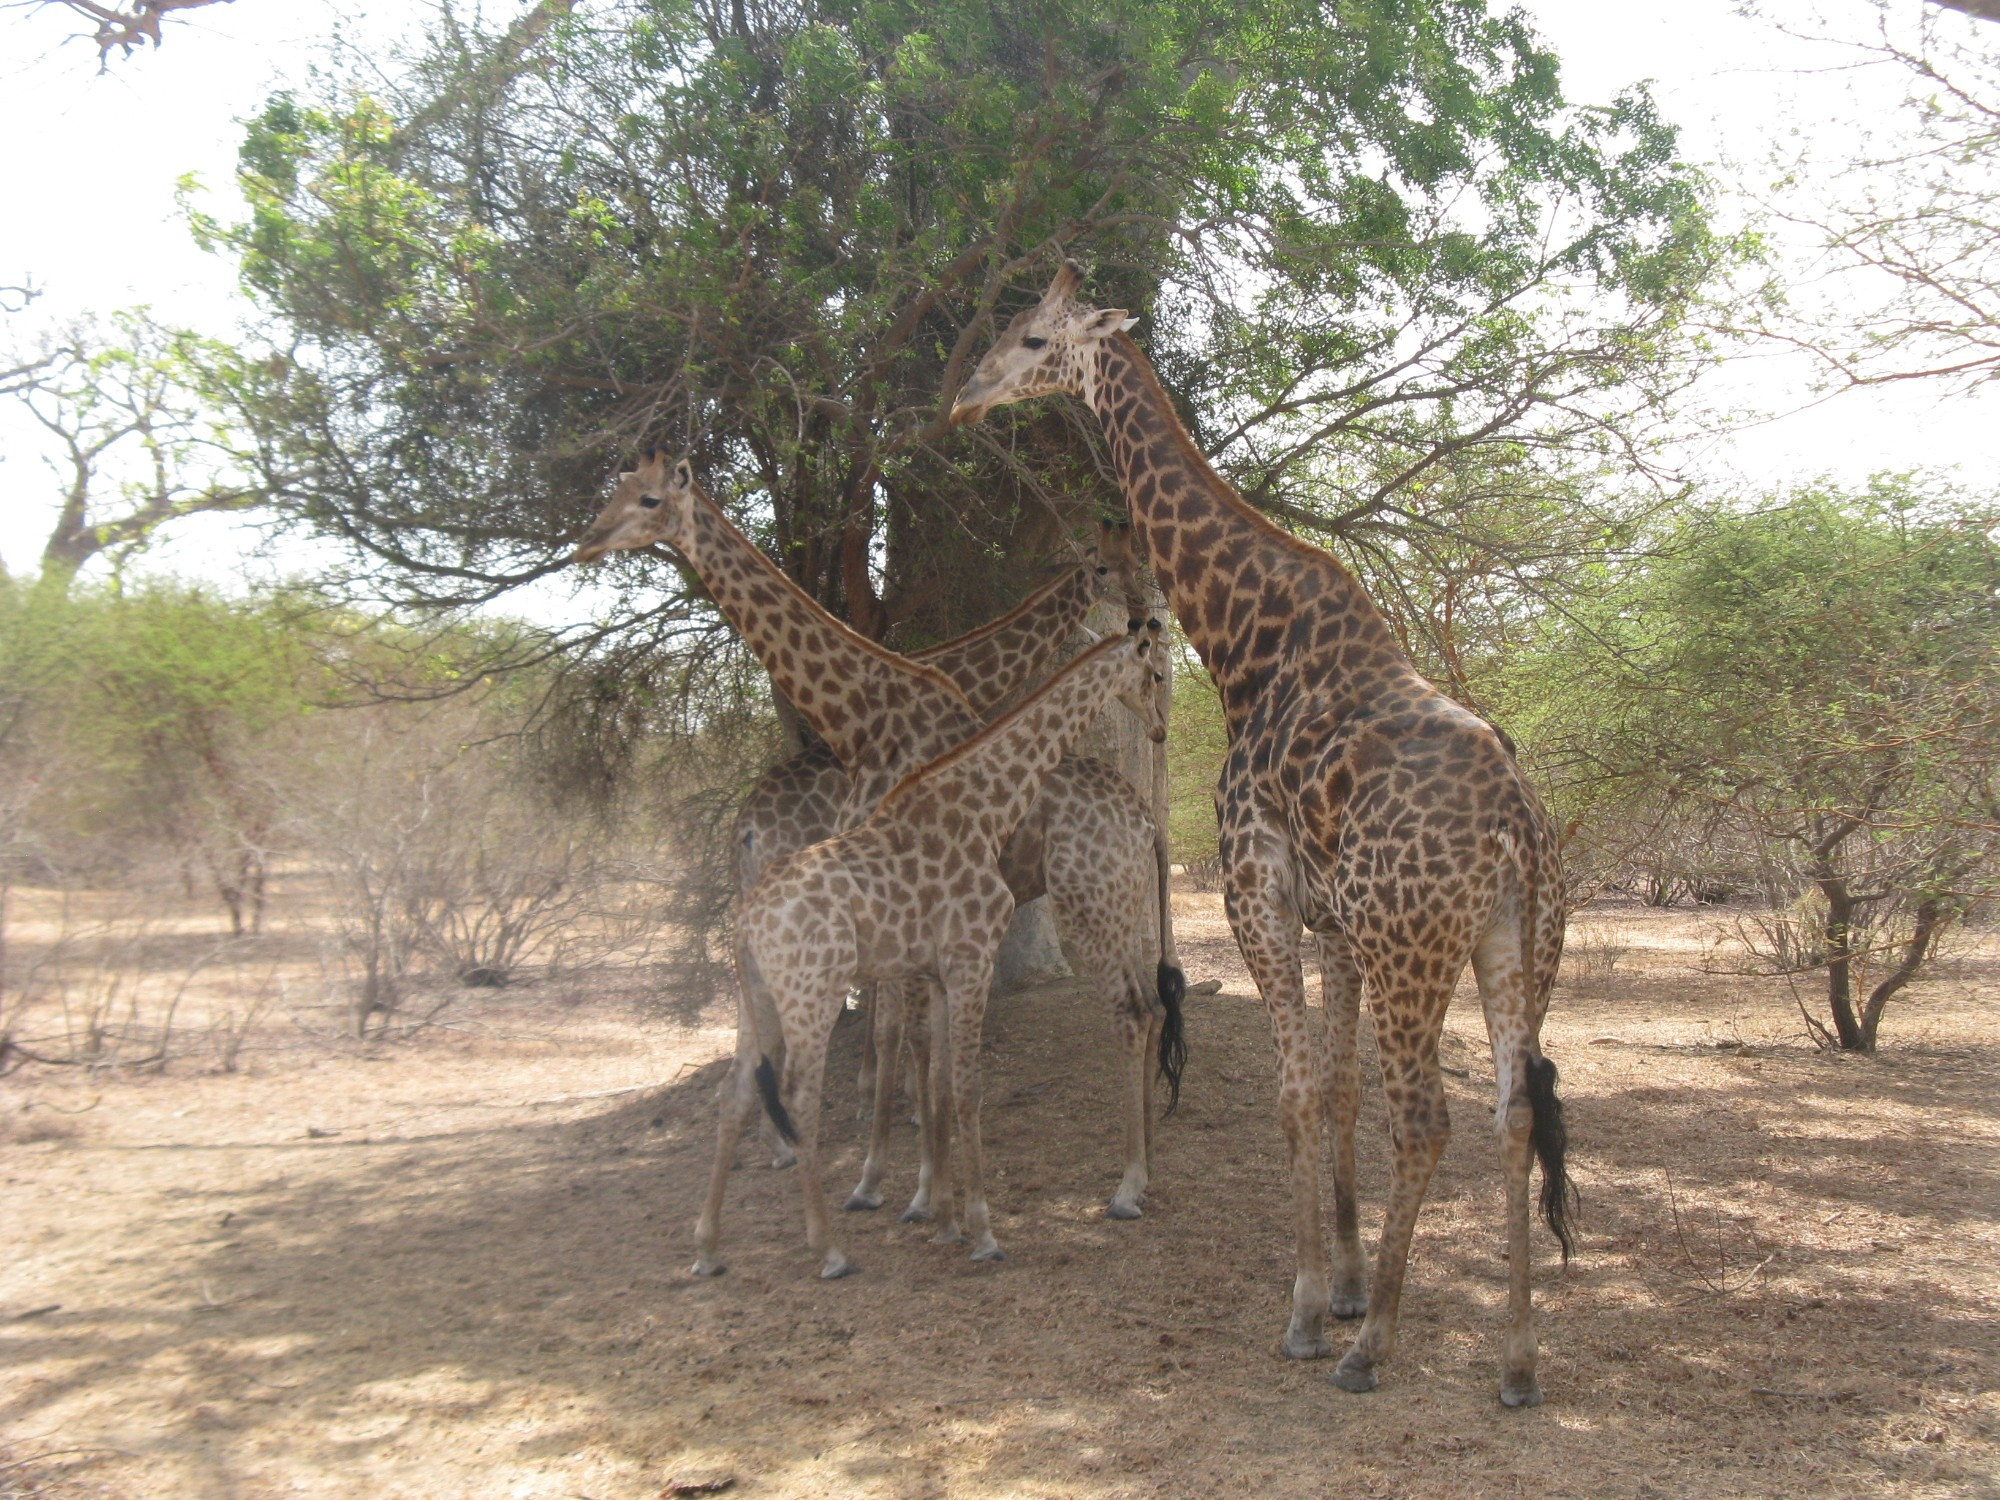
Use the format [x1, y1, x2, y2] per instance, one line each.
[1081, 307, 1132, 338]
[673, 457, 694, 488]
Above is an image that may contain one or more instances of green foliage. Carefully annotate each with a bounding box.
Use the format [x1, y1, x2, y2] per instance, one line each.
[1165, 642, 1228, 868]
[196, 0, 1727, 659]
[1496, 476, 2000, 1046]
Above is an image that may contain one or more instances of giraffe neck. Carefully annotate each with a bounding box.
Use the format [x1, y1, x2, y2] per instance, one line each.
[1088, 334, 1414, 730]
[680, 486, 971, 767]
[909, 563, 1098, 716]
[883, 634, 1136, 855]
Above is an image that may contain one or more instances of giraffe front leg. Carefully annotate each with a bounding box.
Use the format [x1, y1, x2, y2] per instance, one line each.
[691, 1050, 760, 1277]
[1319, 931, 1368, 1319]
[896, 986, 936, 1223]
[1223, 836, 1329, 1360]
[852, 983, 877, 1120]
[944, 958, 1003, 1262]
[783, 1004, 859, 1281]
[846, 980, 906, 1211]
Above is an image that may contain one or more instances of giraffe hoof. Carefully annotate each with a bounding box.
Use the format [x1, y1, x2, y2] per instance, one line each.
[1104, 1200, 1143, 1221]
[971, 1242, 1006, 1263]
[1500, 1380, 1544, 1409]
[929, 1226, 970, 1247]
[769, 1147, 797, 1170]
[819, 1251, 860, 1280]
[1329, 1291, 1368, 1319]
[689, 1259, 725, 1278]
[898, 1204, 933, 1224]
[843, 1187, 884, 1212]
[1330, 1354, 1378, 1393]
[1279, 1330, 1332, 1361]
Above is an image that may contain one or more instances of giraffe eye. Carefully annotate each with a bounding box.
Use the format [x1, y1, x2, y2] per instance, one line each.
[1023, 336, 1048, 351]
[639, 495, 663, 509]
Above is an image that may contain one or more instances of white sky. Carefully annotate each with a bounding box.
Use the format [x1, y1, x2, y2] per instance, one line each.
[0, 0, 1993, 603]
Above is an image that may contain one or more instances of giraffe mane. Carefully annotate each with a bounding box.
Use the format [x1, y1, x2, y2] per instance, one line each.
[906, 561, 1083, 662]
[1107, 331, 1375, 583]
[876, 633, 1132, 806]
[688, 480, 974, 712]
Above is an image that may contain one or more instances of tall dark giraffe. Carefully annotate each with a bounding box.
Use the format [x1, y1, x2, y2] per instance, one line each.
[951, 263, 1574, 1407]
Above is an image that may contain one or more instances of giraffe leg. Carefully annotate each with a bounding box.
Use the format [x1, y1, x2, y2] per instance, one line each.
[852, 983, 877, 1120]
[1474, 908, 1545, 1408]
[781, 994, 858, 1280]
[1223, 832, 1329, 1360]
[690, 1048, 760, 1277]
[944, 955, 1004, 1261]
[899, 991, 938, 1224]
[921, 978, 967, 1244]
[1331, 987, 1453, 1393]
[846, 981, 906, 1210]
[1318, 932, 1368, 1318]
[1104, 979, 1152, 1219]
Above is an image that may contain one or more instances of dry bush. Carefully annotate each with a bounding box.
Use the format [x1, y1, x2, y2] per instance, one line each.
[1562, 915, 1630, 993]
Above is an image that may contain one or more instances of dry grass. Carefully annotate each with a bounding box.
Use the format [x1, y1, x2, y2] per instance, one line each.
[1, 888, 1995, 1499]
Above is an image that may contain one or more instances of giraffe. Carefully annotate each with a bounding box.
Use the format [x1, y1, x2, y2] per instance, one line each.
[702, 628, 1168, 1278]
[731, 522, 1147, 1122]
[949, 263, 1576, 1407]
[573, 454, 1187, 1221]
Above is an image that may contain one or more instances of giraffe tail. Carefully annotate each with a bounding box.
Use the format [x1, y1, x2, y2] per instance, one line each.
[1153, 827, 1187, 1113]
[1507, 806, 1578, 1263]
[1156, 961, 1187, 1114]
[1526, 1053, 1577, 1263]
[754, 1055, 798, 1146]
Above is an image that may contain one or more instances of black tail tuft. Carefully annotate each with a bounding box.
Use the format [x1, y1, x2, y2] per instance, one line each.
[754, 1055, 798, 1145]
[1526, 1054, 1579, 1263]
[1156, 961, 1188, 1115]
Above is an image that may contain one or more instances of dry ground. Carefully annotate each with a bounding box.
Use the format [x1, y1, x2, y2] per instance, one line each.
[2, 884, 1996, 1499]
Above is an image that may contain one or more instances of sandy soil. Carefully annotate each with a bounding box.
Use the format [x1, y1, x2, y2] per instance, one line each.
[2, 886, 1996, 1499]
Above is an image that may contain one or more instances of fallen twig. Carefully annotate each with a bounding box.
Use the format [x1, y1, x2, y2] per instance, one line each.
[5, 1304, 61, 1321]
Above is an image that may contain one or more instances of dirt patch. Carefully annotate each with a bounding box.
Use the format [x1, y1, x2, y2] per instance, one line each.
[3, 894, 1997, 1498]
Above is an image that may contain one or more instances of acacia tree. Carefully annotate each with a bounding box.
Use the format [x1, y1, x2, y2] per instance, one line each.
[2, 310, 280, 593]
[1505, 479, 2000, 1051]
[202, 0, 1724, 649]
[1760, 2, 2000, 394]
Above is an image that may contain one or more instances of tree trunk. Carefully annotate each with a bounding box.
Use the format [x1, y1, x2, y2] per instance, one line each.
[1858, 898, 1947, 1050]
[1814, 870, 1867, 1051]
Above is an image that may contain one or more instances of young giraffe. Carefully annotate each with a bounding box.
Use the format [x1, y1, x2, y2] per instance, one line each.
[573, 455, 1186, 1221]
[951, 263, 1576, 1407]
[733, 524, 1148, 1121]
[712, 628, 1169, 1278]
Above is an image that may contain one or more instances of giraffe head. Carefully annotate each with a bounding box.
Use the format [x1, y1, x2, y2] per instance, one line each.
[950, 262, 1134, 427]
[1116, 618, 1170, 744]
[571, 449, 697, 564]
[1093, 517, 1145, 613]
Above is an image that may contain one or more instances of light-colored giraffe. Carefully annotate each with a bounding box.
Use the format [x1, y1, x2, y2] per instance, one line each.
[951, 263, 1576, 1407]
[573, 455, 1186, 1221]
[732, 523, 1148, 1120]
[704, 627, 1168, 1278]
